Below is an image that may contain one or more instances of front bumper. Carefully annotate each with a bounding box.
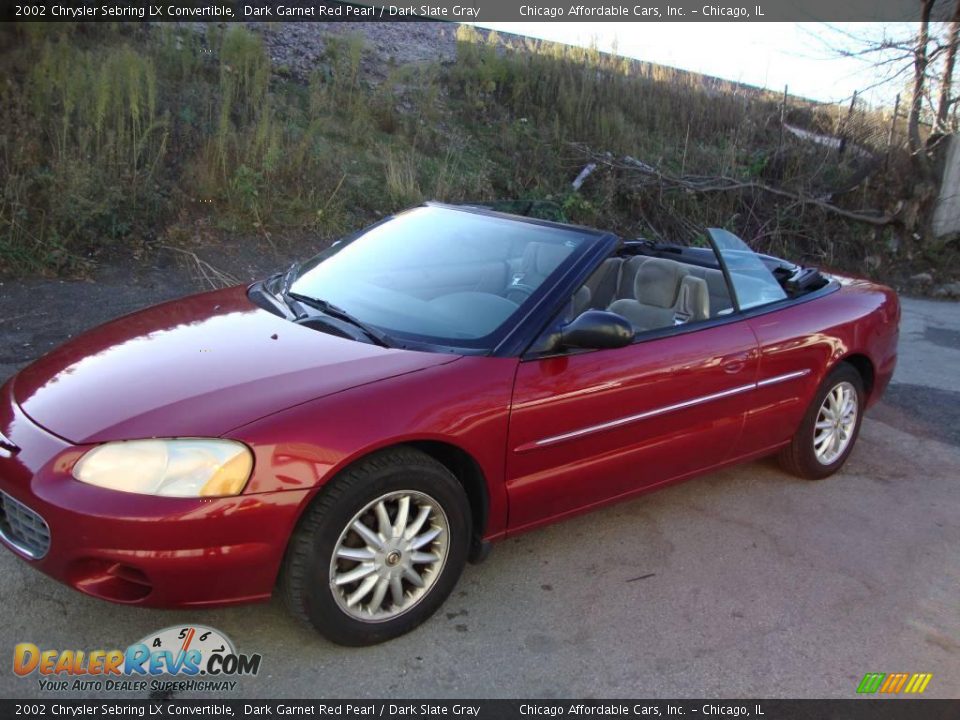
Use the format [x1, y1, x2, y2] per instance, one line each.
[0, 380, 310, 607]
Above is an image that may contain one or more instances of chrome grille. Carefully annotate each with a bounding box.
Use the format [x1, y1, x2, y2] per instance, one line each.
[0, 490, 50, 559]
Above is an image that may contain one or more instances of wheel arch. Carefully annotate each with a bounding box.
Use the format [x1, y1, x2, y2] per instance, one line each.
[290, 438, 492, 554]
[836, 352, 876, 400]
[403, 439, 489, 549]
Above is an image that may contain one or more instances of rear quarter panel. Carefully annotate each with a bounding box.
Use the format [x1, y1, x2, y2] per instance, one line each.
[742, 277, 899, 453]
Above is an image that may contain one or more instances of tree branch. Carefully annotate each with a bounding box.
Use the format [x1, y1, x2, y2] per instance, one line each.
[571, 145, 896, 227]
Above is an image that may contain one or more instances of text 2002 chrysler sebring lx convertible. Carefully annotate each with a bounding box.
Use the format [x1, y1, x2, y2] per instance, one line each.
[0, 204, 898, 645]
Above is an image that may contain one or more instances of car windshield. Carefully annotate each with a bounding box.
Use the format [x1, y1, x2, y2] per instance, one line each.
[289, 206, 594, 349]
[707, 228, 788, 310]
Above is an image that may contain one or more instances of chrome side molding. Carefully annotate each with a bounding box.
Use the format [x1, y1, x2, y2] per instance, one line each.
[531, 369, 812, 449]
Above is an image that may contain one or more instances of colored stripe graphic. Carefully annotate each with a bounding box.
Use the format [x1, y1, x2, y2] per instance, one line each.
[857, 673, 886, 693]
[880, 673, 909, 693]
[904, 673, 933, 694]
[857, 672, 932, 694]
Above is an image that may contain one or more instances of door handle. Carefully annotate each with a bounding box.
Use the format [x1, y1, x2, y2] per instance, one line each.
[722, 354, 749, 374]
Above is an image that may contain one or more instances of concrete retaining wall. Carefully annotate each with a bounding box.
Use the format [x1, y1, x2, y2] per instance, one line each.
[934, 133, 960, 239]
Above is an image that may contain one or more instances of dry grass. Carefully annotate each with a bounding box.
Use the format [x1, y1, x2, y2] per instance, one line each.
[0, 22, 943, 285]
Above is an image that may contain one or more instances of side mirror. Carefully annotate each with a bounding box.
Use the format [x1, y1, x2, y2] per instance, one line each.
[560, 310, 634, 350]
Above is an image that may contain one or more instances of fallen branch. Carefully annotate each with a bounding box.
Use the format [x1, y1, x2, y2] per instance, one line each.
[159, 245, 240, 290]
[572, 144, 896, 227]
[683, 179, 895, 226]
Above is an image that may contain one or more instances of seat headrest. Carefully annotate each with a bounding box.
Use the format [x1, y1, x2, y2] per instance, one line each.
[571, 284, 592, 316]
[634, 258, 688, 308]
[521, 242, 569, 277]
[677, 275, 710, 321]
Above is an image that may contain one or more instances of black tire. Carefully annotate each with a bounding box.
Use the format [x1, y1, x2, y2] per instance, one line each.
[778, 362, 865, 480]
[280, 446, 470, 646]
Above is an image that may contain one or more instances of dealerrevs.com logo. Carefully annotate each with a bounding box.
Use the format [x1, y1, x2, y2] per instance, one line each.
[13, 625, 262, 693]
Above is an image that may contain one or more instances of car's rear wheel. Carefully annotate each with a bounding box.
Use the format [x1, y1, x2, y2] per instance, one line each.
[280, 446, 470, 646]
[778, 363, 865, 480]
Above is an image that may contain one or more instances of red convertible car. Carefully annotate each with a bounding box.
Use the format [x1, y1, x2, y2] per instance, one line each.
[0, 203, 899, 645]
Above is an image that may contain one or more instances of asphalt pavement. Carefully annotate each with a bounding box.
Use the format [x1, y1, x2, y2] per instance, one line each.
[0, 294, 957, 699]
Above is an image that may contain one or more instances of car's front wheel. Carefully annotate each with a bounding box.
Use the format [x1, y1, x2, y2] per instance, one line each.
[778, 362, 865, 480]
[280, 447, 470, 646]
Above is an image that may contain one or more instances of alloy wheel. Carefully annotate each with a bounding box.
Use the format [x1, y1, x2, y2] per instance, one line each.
[329, 490, 449, 623]
[813, 380, 858, 465]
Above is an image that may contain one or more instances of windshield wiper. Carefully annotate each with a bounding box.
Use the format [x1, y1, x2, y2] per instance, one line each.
[278, 261, 301, 296]
[273, 262, 393, 348]
[267, 261, 308, 321]
[287, 292, 394, 348]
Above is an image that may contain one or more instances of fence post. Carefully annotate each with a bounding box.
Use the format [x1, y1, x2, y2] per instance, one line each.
[840, 90, 857, 157]
[778, 84, 788, 154]
[886, 93, 901, 170]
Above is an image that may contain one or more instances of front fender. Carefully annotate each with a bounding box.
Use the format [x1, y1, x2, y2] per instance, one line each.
[226, 356, 518, 541]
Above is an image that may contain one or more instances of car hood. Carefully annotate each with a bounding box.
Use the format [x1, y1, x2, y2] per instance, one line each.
[14, 286, 458, 444]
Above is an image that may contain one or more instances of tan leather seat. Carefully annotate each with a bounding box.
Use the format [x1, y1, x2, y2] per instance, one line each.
[615, 256, 650, 301]
[607, 258, 709, 331]
[564, 285, 593, 320]
[517, 242, 568, 284]
[583, 257, 623, 310]
[506, 242, 570, 302]
[685, 265, 734, 315]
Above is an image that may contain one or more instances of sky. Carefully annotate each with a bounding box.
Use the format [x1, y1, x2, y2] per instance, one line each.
[470, 22, 920, 107]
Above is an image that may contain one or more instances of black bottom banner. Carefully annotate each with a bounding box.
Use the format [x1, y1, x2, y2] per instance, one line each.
[3, 700, 958, 720]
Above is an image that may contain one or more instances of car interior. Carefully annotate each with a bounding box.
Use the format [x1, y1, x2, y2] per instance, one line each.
[265, 205, 830, 346]
[558, 247, 736, 333]
[376, 237, 737, 339]
[559, 234, 829, 335]
[352, 237, 583, 339]
[303, 237, 781, 341]
[287, 224, 589, 342]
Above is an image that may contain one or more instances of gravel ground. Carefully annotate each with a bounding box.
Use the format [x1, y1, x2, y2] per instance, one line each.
[255, 21, 461, 80]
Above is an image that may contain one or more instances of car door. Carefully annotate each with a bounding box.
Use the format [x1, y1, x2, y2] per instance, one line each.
[505, 320, 759, 533]
[740, 307, 830, 453]
[705, 229, 825, 456]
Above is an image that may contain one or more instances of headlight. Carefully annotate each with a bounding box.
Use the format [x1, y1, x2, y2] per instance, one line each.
[72, 439, 254, 497]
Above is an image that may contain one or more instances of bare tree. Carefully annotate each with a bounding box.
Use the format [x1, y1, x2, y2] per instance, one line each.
[803, 10, 960, 237]
[814, 11, 960, 152]
[908, 0, 937, 177]
[935, 0, 960, 132]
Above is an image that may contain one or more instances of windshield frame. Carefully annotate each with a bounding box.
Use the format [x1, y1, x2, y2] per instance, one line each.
[285, 203, 613, 356]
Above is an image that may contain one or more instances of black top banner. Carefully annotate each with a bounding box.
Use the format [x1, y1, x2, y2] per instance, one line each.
[1, 0, 951, 23]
